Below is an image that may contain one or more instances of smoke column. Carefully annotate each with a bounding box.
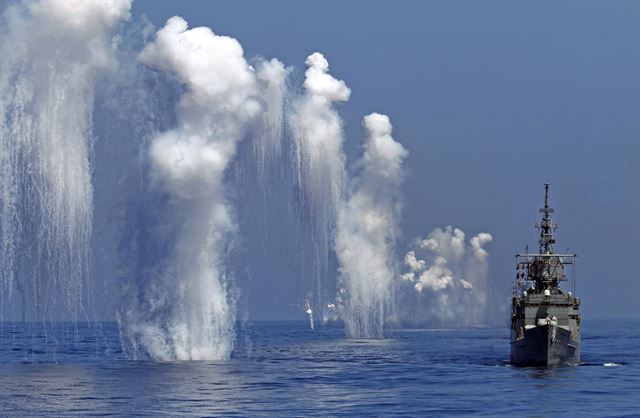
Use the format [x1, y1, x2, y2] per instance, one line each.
[0, 0, 131, 322]
[117, 16, 261, 360]
[289, 53, 350, 319]
[336, 114, 408, 338]
[400, 226, 492, 326]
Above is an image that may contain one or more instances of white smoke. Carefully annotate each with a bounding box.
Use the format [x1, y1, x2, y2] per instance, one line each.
[336, 113, 408, 338]
[401, 226, 492, 326]
[411, 257, 454, 292]
[0, 0, 131, 321]
[117, 16, 261, 360]
[289, 52, 350, 317]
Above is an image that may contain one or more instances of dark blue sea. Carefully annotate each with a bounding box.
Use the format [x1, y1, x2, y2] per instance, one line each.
[0, 320, 638, 417]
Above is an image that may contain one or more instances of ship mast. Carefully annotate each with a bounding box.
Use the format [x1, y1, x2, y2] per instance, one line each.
[514, 183, 577, 294]
[537, 183, 557, 255]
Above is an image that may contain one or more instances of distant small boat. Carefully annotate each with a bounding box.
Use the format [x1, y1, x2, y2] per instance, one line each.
[510, 184, 581, 367]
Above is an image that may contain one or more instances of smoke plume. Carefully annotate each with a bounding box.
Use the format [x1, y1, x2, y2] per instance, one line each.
[289, 52, 350, 320]
[116, 16, 261, 360]
[336, 113, 408, 338]
[400, 226, 492, 326]
[0, 0, 131, 321]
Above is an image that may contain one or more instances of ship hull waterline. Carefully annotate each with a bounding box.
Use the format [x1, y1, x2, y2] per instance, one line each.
[510, 323, 580, 367]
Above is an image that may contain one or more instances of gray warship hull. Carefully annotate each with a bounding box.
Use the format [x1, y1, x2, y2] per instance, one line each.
[510, 323, 580, 367]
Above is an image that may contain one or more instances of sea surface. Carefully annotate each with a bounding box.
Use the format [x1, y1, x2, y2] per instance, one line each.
[0, 319, 638, 417]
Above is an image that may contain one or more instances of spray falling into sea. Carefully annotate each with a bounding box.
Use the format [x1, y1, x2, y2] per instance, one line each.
[336, 114, 408, 338]
[289, 53, 350, 322]
[234, 58, 290, 251]
[253, 59, 290, 181]
[0, 3, 494, 354]
[0, 0, 131, 322]
[116, 16, 268, 360]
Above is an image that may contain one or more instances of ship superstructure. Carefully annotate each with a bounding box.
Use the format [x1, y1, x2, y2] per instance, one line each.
[510, 184, 580, 366]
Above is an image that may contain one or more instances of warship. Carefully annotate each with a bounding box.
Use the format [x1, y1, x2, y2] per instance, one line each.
[510, 184, 580, 366]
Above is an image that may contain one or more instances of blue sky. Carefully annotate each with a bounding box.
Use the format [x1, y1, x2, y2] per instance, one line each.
[117, 1, 639, 320]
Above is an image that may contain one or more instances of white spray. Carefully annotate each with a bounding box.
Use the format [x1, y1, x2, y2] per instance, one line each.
[336, 114, 408, 338]
[253, 59, 290, 179]
[236, 58, 289, 250]
[117, 16, 261, 360]
[289, 53, 350, 318]
[0, 0, 131, 321]
[400, 226, 493, 326]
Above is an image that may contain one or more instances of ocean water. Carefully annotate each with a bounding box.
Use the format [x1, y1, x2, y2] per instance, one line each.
[0, 320, 638, 417]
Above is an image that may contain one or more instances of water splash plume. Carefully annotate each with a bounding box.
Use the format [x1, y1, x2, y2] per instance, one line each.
[0, 0, 131, 322]
[336, 113, 408, 338]
[288, 52, 351, 320]
[116, 16, 261, 360]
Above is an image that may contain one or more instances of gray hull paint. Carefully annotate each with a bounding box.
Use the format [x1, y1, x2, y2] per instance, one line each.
[510, 324, 580, 367]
